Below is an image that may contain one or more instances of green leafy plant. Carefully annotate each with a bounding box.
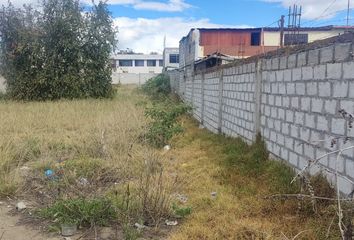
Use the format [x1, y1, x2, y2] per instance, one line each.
[142, 74, 171, 99]
[172, 203, 192, 218]
[145, 101, 191, 147]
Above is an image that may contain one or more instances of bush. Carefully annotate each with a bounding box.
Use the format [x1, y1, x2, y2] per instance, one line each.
[145, 100, 191, 147]
[142, 74, 171, 98]
[0, 0, 116, 100]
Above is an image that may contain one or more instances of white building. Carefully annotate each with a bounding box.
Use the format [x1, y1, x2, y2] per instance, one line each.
[163, 48, 179, 71]
[110, 53, 163, 85]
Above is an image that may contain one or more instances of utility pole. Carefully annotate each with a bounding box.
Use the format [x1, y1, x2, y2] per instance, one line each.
[280, 15, 285, 48]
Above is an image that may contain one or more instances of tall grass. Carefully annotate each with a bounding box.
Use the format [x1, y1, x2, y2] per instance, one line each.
[0, 86, 147, 196]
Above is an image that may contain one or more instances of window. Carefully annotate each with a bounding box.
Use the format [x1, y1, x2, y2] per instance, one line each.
[147, 60, 156, 66]
[159, 60, 163, 67]
[169, 54, 179, 63]
[284, 34, 308, 46]
[251, 32, 261, 46]
[135, 60, 144, 67]
[119, 60, 133, 67]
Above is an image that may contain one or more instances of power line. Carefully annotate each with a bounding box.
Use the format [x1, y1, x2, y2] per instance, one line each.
[302, 0, 338, 26]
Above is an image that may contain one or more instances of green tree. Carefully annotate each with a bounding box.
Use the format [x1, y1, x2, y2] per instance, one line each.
[0, 0, 117, 100]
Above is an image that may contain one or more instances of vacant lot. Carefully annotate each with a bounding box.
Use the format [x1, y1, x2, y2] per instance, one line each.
[0, 85, 340, 239]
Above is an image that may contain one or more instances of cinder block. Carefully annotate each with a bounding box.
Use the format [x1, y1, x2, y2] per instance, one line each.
[340, 100, 354, 113]
[311, 98, 324, 113]
[295, 112, 305, 125]
[346, 160, 354, 179]
[313, 65, 326, 80]
[326, 63, 342, 79]
[331, 118, 346, 135]
[304, 144, 315, 159]
[333, 82, 348, 98]
[336, 176, 353, 197]
[289, 152, 299, 166]
[286, 83, 295, 95]
[288, 54, 297, 68]
[292, 68, 302, 81]
[271, 83, 279, 94]
[294, 140, 304, 155]
[268, 95, 274, 105]
[279, 83, 286, 94]
[295, 83, 306, 95]
[283, 96, 290, 108]
[318, 82, 331, 97]
[275, 96, 282, 107]
[282, 122, 289, 134]
[281, 147, 289, 159]
[271, 58, 279, 70]
[276, 70, 284, 82]
[285, 136, 294, 149]
[298, 52, 307, 67]
[286, 110, 294, 122]
[301, 97, 311, 112]
[343, 62, 354, 80]
[290, 124, 299, 138]
[308, 49, 319, 65]
[307, 82, 317, 96]
[300, 127, 311, 141]
[317, 115, 329, 131]
[334, 43, 351, 62]
[283, 69, 292, 82]
[320, 46, 334, 63]
[279, 56, 287, 69]
[324, 99, 337, 115]
[305, 113, 316, 128]
[302, 67, 314, 80]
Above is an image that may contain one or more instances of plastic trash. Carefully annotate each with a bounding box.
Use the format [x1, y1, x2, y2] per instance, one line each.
[16, 201, 27, 211]
[45, 169, 54, 178]
[61, 224, 77, 236]
[165, 220, 178, 226]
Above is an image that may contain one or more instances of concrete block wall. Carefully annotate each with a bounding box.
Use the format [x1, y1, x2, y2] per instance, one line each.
[202, 71, 221, 133]
[260, 42, 354, 194]
[167, 34, 354, 194]
[221, 64, 257, 142]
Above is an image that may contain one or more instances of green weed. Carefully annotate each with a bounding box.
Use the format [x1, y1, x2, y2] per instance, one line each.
[39, 198, 115, 226]
[145, 100, 191, 147]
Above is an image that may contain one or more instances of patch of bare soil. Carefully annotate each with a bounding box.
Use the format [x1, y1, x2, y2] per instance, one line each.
[0, 203, 60, 240]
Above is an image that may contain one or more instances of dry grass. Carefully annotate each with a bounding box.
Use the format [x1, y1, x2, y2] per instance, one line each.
[165, 118, 340, 240]
[0, 85, 149, 198]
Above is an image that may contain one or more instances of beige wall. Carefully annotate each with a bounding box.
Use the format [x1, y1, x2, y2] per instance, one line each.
[0, 75, 5, 92]
[264, 30, 346, 47]
[112, 72, 158, 85]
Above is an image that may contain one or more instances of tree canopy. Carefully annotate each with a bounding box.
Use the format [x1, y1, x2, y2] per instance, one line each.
[0, 0, 117, 100]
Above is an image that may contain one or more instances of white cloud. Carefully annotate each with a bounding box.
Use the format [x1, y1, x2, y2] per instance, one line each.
[133, 0, 191, 12]
[114, 17, 251, 54]
[264, 0, 350, 20]
[3, 0, 192, 12]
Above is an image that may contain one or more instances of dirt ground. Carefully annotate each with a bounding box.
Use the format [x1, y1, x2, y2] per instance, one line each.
[0, 203, 60, 240]
[0, 203, 125, 240]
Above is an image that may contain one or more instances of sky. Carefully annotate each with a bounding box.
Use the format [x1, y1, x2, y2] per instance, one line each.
[2, 0, 354, 53]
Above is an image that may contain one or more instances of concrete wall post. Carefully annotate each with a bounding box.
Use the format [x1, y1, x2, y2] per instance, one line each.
[201, 72, 205, 125]
[254, 60, 262, 140]
[217, 69, 224, 133]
